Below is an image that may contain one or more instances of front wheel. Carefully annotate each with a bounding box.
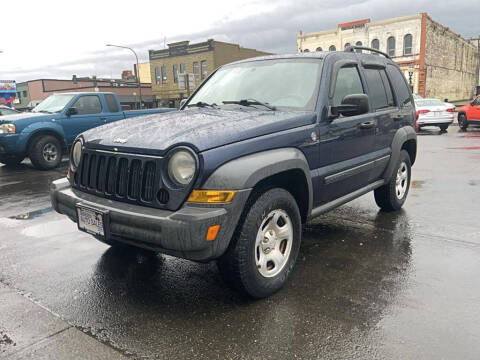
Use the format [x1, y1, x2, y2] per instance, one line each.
[218, 188, 302, 298]
[29, 135, 62, 170]
[458, 114, 468, 131]
[374, 150, 411, 212]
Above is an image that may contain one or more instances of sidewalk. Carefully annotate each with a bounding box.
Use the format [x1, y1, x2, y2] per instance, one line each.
[0, 283, 128, 359]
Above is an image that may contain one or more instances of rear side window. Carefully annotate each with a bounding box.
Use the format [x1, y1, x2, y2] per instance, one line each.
[386, 65, 411, 106]
[364, 68, 395, 110]
[72, 95, 102, 115]
[333, 66, 364, 106]
[105, 94, 119, 113]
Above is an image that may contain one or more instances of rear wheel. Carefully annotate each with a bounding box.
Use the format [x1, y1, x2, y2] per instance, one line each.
[29, 135, 62, 170]
[218, 188, 302, 298]
[374, 150, 411, 212]
[458, 114, 468, 131]
[0, 155, 24, 167]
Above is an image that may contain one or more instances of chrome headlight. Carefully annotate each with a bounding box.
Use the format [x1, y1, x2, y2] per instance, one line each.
[168, 149, 196, 185]
[0, 123, 15, 134]
[71, 140, 83, 168]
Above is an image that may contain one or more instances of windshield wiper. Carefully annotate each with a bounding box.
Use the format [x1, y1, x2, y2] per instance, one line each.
[35, 110, 54, 114]
[222, 99, 276, 111]
[186, 101, 217, 108]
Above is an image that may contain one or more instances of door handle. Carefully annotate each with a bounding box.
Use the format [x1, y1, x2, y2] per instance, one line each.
[358, 121, 375, 129]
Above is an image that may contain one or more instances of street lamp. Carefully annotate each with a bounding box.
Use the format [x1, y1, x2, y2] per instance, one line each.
[106, 44, 143, 109]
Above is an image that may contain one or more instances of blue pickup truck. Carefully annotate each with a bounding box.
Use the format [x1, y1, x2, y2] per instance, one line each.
[0, 92, 174, 169]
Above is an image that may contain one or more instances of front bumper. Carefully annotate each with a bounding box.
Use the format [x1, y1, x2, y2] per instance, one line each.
[51, 178, 251, 261]
[0, 134, 23, 155]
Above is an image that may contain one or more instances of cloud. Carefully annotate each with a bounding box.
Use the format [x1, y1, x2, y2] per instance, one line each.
[3, 0, 478, 82]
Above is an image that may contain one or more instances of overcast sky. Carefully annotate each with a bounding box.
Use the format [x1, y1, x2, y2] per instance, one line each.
[1, 0, 478, 82]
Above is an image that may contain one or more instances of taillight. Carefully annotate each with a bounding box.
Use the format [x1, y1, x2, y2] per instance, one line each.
[446, 108, 454, 113]
[414, 112, 419, 132]
[416, 109, 430, 115]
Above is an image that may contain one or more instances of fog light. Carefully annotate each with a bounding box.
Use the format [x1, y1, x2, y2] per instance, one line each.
[188, 190, 236, 203]
[206, 225, 220, 241]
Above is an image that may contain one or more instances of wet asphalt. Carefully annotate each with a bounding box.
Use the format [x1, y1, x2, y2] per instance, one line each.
[0, 126, 480, 359]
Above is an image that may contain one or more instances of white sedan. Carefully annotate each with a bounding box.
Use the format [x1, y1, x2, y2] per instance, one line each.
[415, 98, 455, 131]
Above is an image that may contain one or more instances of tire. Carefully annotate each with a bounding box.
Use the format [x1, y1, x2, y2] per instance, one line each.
[29, 135, 62, 170]
[218, 188, 302, 298]
[0, 155, 24, 167]
[374, 150, 411, 212]
[439, 125, 448, 132]
[458, 114, 468, 131]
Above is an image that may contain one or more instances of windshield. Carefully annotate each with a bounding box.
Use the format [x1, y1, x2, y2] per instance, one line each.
[32, 94, 75, 113]
[187, 59, 323, 111]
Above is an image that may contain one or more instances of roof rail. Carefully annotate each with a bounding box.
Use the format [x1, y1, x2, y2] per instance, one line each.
[344, 45, 390, 59]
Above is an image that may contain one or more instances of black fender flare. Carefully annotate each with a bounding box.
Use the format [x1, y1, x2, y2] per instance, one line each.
[383, 126, 417, 181]
[202, 148, 313, 215]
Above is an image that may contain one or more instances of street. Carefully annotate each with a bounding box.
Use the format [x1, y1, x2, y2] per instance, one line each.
[1, 126, 480, 359]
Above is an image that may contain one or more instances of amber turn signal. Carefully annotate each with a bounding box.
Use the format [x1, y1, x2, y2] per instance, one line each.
[206, 225, 221, 241]
[67, 167, 71, 179]
[188, 190, 236, 203]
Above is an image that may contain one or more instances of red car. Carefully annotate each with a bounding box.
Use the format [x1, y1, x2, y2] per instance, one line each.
[458, 96, 480, 130]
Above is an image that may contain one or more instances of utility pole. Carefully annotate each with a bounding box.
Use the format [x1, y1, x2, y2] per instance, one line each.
[106, 44, 143, 109]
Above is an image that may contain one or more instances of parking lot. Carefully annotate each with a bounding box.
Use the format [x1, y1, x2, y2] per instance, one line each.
[1, 125, 480, 359]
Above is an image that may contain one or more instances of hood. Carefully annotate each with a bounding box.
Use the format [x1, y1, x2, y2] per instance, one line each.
[0, 112, 54, 130]
[82, 107, 315, 154]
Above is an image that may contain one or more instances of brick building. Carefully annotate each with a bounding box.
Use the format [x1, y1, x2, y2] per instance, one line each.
[149, 39, 271, 107]
[297, 13, 479, 102]
[14, 78, 155, 110]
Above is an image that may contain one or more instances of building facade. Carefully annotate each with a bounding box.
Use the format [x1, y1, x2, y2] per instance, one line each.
[14, 78, 155, 110]
[297, 13, 479, 102]
[149, 39, 271, 107]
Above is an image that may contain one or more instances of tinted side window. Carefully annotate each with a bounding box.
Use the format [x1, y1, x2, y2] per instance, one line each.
[72, 95, 102, 115]
[364, 68, 395, 110]
[472, 97, 480, 106]
[386, 65, 411, 106]
[333, 66, 364, 106]
[379, 70, 395, 106]
[105, 94, 119, 113]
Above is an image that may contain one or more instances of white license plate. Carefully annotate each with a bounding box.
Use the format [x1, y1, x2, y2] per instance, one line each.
[77, 206, 105, 237]
[434, 111, 442, 116]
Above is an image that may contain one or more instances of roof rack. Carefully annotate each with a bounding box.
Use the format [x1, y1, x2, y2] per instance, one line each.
[344, 45, 390, 59]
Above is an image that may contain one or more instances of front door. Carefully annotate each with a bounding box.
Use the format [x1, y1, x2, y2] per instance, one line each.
[61, 95, 104, 145]
[316, 63, 377, 205]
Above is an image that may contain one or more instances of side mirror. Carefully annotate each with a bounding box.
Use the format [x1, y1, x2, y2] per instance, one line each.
[330, 94, 369, 118]
[66, 107, 78, 116]
[179, 99, 187, 109]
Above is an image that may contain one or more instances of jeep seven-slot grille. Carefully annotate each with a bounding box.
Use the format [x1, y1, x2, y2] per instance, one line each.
[74, 150, 160, 205]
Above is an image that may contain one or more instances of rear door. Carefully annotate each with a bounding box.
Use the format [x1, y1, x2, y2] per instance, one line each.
[61, 95, 104, 144]
[360, 62, 398, 181]
[101, 94, 125, 124]
[317, 61, 377, 204]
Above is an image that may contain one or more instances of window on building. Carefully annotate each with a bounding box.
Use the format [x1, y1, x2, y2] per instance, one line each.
[161, 66, 167, 84]
[173, 64, 178, 83]
[316, 47, 322, 51]
[404, 34, 413, 55]
[154, 67, 160, 85]
[193, 62, 200, 82]
[333, 66, 364, 106]
[72, 95, 102, 115]
[329, 45, 336, 51]
[363, 68, 395, 110]
[344, 43, 351, 49]
[386, 64, 411, 105]
[180, 63, 186, 74]
[387, 36, 396, 57]
[303, 49, 310, 52]
[201, 60, 207, 79]
[17, 92, 21, 99]
[355, 41, 363, 53]
[105, 94, 119, 113]
[23, 91, 27, 97]
[371, 39, 379, 51]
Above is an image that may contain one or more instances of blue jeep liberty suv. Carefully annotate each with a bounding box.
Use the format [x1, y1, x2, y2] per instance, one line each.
[51, 46, 417, 298]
